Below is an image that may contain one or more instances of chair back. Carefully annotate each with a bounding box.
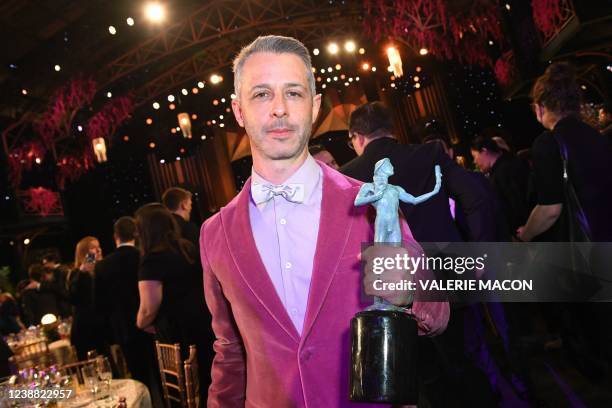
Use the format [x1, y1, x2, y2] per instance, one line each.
[9, 340, 50, 369]
[155, 341, 187, 407]
[13, 339, 48, 358]
[58, 358, 97, 384]
[183, 345, 200, 408]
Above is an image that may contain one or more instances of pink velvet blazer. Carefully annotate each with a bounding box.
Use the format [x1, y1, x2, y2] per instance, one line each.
[200, 163, 449, 407]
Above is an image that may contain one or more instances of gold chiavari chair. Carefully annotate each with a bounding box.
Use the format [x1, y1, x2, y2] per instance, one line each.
[9, 340, 50, 370]
[57, 358, 97, 384]
[155, 342, 187, 407]
[13, 339, 48, 358]
[183, 345, 200, 408]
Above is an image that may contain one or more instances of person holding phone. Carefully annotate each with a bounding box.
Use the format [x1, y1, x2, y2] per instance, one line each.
[67, 236, 109, 360]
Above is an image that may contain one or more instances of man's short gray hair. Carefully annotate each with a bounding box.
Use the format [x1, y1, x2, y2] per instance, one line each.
[233, 35, 316, 98]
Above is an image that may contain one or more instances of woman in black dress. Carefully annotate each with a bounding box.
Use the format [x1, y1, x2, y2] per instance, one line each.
[67, 236, 108, 360]
[135, 203, 212, 390]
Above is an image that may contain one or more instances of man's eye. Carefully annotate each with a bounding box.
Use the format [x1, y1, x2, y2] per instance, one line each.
[253, 92, 268, 98]
[287, 91, 302, 97]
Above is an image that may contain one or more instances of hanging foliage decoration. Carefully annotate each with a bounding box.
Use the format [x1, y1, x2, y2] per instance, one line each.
[33, 76, 97, 148]
[86, 93, 134, 147]
[6, 77, 134, 189]
[21, 187, 63, 217]
[531, 0, 574, 43]
[363, 0, 504, 66]
[6, 141, 47, 188]
[494, 51, 515, 87]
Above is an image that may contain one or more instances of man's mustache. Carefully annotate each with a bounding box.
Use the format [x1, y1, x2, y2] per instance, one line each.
[264, 121, 297, 132]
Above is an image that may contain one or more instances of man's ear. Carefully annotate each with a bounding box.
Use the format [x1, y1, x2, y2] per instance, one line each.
[357, 133, 366, 147]
[232, 99, 245, 127]
[312, 93, 322, 124]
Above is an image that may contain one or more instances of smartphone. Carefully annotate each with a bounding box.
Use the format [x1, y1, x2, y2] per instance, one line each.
[85, 253, 96, 263]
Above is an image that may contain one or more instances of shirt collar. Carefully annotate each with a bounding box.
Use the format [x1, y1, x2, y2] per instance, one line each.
[251, 154, 321, 206]
[117, 242, 135, 248]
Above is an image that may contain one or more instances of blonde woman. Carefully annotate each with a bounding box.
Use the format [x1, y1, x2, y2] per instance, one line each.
[68, 236, 107, 360]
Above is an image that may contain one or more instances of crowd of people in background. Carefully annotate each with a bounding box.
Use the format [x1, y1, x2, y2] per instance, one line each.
[2, 187, 214, 402]
[2, 58, 612, 406]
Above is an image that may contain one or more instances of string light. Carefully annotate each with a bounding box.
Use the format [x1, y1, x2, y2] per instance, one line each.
[327, 42, 339, 54]
[126, 17, 135, 26]
[313, 48, 320, 55]
[54, 64, 61, 72]
[108, 26, 117, 35]
[344, 41, 356, 52]
[144, 3, 165, 23]
[210, 74, 223, 84]
[153, 102, 160, 109]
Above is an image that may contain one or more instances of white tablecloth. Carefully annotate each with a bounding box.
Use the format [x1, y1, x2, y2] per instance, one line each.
[58, 379, 152, 408]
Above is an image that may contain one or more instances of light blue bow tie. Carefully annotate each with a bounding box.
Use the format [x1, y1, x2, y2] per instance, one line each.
[251, 183, 305, 205]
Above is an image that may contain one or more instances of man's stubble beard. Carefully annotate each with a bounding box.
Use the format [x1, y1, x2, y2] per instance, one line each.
[249, 123, 312, 161]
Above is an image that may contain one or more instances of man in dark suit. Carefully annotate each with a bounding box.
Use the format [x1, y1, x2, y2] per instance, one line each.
[94, 217, 155, 390]
[162, 187, 199, 246]
[341, 102, 497, 407]
[341, 103, 493, 243]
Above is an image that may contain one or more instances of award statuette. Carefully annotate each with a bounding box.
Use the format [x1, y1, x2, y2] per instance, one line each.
[349, 158, 442, 404]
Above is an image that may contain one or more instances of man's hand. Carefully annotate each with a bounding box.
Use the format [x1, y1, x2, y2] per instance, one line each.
[408, 301, 449, 336]
[516, 226, 529, 242]
[79, 262, 95, 274]
[362, 244, 414, 306]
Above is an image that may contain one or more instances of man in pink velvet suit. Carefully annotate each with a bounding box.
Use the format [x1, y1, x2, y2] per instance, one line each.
[199, 35, 450, 407]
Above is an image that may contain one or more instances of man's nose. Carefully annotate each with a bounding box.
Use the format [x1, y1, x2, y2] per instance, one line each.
[271, 94, 288, 118]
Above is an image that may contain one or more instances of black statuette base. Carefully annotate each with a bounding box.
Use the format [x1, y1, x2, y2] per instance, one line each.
[349, 309, 418, 404]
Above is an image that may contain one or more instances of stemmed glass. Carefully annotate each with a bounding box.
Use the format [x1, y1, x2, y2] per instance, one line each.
[82, 363, 100, 401]
[96, 356, 113, 399]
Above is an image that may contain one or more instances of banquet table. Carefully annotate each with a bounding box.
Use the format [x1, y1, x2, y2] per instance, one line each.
[58, 379, 152, 408]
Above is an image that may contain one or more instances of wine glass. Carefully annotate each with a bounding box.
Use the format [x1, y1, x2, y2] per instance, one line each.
[82, 363, 100, 401]
[96, 356, 113, 398]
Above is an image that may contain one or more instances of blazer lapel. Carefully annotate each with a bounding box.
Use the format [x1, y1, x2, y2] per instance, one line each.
[301, 165, 357, 342]
[220, 179, 300, 343]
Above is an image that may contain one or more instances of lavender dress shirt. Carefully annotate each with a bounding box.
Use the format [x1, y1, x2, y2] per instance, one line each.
[249, 155, 322, 334]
